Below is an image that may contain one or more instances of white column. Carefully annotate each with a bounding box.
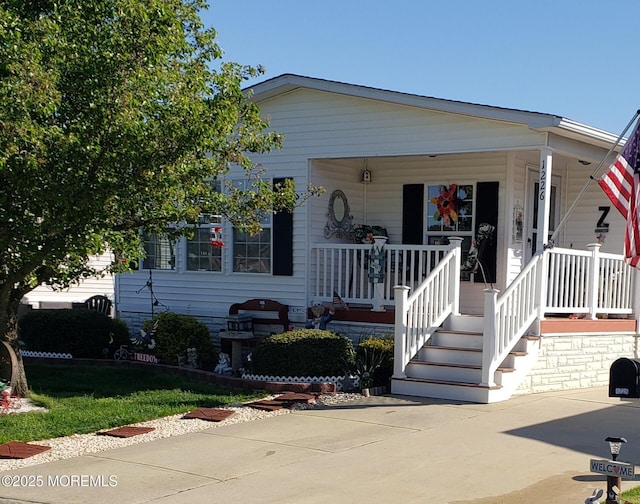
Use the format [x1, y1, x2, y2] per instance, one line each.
[536, 148, 553, 253]
[393, 285, 410, 379]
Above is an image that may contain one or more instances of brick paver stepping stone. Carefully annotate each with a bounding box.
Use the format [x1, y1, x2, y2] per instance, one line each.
[183, 408, 235, 422]
[98, 426, 155, 438]
[246, 400, 286, 411]
[0, 441, 51, 459]
[277, 392, 317, 404]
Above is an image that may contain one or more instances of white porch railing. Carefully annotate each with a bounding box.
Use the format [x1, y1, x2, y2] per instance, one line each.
[480, 253, 543, 386]
[310, 242, 450, 305]
[545, 244, 634, 318]
[392, 238, 463, 378]
[312, 238, 635, 390]
[389, 241, 636, 389]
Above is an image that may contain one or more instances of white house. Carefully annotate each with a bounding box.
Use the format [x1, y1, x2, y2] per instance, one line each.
[22, 251, 115, 310]
[115, 74, 639, 403]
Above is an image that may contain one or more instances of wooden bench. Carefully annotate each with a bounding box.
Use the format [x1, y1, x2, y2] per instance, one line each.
[221, 299, 290, 370]
[228, 298, 290, 335]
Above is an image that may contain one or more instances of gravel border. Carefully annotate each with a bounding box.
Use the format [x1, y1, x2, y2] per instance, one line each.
[0, 393, 363, 472]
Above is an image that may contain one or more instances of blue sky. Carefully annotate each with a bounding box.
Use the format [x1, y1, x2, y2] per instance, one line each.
[201, 0, 639, 136]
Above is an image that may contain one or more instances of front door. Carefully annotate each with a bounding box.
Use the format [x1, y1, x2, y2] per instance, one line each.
[527, 172, 561, 259]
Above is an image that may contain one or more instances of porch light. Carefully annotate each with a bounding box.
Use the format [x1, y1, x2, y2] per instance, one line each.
[605, 436, 627, 461]
[361, 168, 372, 184]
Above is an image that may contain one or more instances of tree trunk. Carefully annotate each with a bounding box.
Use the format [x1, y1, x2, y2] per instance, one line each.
[1, 296, 29, 397]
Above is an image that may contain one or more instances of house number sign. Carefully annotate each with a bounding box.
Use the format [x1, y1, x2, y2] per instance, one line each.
[539, 160, 547, 201]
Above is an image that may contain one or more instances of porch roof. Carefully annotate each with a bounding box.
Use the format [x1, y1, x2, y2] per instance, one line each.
[247, 74, 621, 150]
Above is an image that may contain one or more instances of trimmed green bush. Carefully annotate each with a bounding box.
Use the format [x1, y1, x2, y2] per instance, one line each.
[19, 309, 130, 358]
[251, 329, 355, 377]
[357, 336, 394, 387]
[141, 312, 216, 371]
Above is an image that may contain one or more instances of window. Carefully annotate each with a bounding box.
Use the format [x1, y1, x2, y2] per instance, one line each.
[187, 215, 223, 272]
[426, 184, 475, 279]
[233, 226, 271, 273]
[142, 232, 175, 270]
[231, 179, 272, 273]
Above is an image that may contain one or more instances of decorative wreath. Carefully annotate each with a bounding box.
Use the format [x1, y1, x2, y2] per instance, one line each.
[430, 184, 459, 227]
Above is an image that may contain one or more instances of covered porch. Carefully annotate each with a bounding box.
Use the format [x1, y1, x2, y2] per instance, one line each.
[310, 236, 638, 402]
[310, 238, 637, 325]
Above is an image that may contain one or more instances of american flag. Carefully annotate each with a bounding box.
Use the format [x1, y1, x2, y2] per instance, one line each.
[598, 121, 640, 267]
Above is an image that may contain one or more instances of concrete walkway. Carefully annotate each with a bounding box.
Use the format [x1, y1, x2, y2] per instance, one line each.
[1, 387, 640, 503]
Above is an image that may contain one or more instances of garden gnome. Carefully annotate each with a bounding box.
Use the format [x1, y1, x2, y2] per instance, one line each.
[305, 307, 336, 330]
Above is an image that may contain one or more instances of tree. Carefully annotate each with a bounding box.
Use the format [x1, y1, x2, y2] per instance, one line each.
[0, 0, 321, 396]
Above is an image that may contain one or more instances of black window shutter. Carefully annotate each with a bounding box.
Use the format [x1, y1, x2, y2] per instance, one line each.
[272, 177, 294, 276]
[474, 182, 499, 284]
[402, 184, 424, 244]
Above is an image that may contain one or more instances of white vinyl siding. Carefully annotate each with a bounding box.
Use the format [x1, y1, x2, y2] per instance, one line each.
[22, 252, 115, 307]
[114, 82, 617, 323]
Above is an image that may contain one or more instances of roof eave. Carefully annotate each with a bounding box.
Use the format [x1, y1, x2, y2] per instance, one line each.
[247, 74, 622, 150]
[247, 74, 560, 127]
[537, 119, 623, 150]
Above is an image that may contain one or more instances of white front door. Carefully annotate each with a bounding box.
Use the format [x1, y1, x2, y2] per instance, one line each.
[527, 172, 561, 259]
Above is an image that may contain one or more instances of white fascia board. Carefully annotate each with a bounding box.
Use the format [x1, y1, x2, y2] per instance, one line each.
[537, 118, 624, 150]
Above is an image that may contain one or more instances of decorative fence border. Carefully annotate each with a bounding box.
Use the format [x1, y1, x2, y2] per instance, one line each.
[21, 351, 73, 359]
[242, 373, 359, 392]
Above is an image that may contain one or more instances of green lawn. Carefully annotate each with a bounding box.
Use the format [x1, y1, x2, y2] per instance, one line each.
[0, 363, 264, 443]
[622, 484, 640, 503]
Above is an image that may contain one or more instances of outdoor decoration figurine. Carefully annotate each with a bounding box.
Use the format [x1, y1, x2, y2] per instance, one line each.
[214, 353, 233, 375]
[186, 347, 198, 368]
[461, 222, 496, 273]
[584, 489, 603, 504]
[306, 306, 336, 330]
[131, 320, 158, 350]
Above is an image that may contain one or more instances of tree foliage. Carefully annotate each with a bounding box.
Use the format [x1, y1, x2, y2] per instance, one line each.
[0, 0, 320, 395]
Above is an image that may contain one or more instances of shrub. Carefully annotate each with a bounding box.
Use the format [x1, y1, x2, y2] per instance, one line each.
[251, 329, 354, 377]
[19, 309, 130, 358]
[357, 336, 394, 387]
[141, 312, 216, 370]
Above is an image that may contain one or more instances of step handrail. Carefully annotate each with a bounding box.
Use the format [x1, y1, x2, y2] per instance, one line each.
[393, 238, 462, 378]
[481, 251, 544, 387]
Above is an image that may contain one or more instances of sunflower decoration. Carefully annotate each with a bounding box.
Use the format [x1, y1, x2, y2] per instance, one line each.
[430, 184, 459, 227]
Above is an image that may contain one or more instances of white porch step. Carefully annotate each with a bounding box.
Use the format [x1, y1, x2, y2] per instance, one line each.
[418, 345, 483, 366]
[392, 316, 540, 404]
[391, 377, 506, 403]
[405, 360, 514, 384]
[443, 314, 485, 332]
[431, 330, 483, 349]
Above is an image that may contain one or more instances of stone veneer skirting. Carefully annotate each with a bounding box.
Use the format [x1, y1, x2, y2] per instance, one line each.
[515, 333, 639, 396]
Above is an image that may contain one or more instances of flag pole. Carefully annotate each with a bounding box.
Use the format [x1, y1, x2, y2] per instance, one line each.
[549, 109, 640, 244]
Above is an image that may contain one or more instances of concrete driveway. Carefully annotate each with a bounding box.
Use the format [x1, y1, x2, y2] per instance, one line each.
[1, 387, 639, 503]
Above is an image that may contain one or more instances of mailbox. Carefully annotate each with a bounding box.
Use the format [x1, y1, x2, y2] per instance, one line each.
[609, 358, 640, 398]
